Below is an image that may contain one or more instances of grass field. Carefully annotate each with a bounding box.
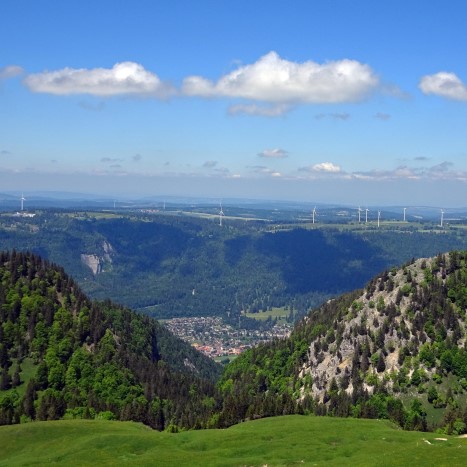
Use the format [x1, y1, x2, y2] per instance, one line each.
[0, 415, 465, 466]
[2, 357, 37, 399]
[245, 307, 290, 322]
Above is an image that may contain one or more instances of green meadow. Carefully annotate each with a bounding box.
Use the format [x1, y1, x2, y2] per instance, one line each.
[245, 306, 290, 322]
[0, 415, 465, 466]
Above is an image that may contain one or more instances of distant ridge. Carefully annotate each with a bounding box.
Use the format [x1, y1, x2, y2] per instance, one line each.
[1, 190, 467, 216]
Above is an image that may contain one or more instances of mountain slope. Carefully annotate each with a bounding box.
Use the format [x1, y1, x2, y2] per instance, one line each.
[301, 252, 466, 403]
[0, 251, 221, 429]
[218, 251, 467, 433]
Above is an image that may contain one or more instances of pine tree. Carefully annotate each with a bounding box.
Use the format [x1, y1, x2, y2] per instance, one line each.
[0, 368, 11, 390]
[22, 379, 37, 419]
[376, 352, 386, 373]
[11, 365, 21, 388]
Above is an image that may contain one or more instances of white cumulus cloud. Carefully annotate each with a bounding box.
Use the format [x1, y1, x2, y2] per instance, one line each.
[419, 72, 467, 101]
[311, 162, 342, 173]
[24, 62, 174, 97]
[182, 51, 379, 104]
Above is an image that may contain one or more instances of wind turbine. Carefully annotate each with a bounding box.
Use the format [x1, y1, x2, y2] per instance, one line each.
[312, 206, 316, 224]
[357, 206, 362, 223]
[365, 208, 369, 223]
[403, 207, 407, 222]
[219, 201, 225, 226]
[440, 209, 444, 228]
[377, 210, 381, 228]
[20, 193, 26, 211]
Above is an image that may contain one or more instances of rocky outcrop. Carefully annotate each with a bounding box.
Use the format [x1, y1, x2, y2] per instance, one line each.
[103, 241, 114, 263]
[81, 241, 115, 275]
[298, 254, 466, 401]
[81, 254, 102, 275]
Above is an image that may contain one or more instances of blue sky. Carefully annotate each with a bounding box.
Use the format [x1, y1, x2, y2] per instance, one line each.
[1, 0, 467, 206]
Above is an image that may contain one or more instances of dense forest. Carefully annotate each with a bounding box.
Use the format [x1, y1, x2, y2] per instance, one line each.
[1, 212, 467, 323]
[0, 251, 221, 429]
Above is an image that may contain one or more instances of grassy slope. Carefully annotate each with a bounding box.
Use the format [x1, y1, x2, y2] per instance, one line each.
[0, 416, 465, 466]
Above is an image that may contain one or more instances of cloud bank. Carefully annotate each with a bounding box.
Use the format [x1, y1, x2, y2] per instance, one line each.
[295, 160, 467, 183]
[24, 62, 174, 97]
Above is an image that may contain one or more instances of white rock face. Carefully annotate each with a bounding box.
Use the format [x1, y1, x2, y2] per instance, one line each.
[81, 254, 102, 275]
[80, 241, 115, 275]
[103, 241, 114, 263]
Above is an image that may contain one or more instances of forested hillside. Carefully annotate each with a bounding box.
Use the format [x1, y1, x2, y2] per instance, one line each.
[0, 251, 221, 429]
[217, 251, 467, 434]
[2, 212, 467, 321]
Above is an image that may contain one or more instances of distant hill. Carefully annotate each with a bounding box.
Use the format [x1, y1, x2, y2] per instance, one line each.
[0, 251, 221, 429]
[2, 211, 467, 322]
[218, 251, 467, 434]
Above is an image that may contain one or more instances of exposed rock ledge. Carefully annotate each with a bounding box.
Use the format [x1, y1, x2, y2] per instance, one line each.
[81, 254, 102, 275]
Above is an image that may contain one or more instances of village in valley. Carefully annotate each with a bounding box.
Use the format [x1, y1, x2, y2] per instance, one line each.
[163, 316, 292, 361]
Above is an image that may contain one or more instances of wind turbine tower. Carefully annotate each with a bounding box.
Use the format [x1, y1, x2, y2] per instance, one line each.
[365, 208, 369, 223]
[440, 209, 444, 228]
[403, 207, 407, 222]
[357, 206, 362, 223]
[377, 210, 381, 228]
[219, 201, 225, 227]
[20, 193, 25, 211]
[312, 207, 316, 224]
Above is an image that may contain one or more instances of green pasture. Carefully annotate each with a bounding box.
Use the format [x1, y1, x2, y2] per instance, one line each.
[245, 307, 290, 322]
[16, 357, 37, 398]
[0, 415, 465, 466]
